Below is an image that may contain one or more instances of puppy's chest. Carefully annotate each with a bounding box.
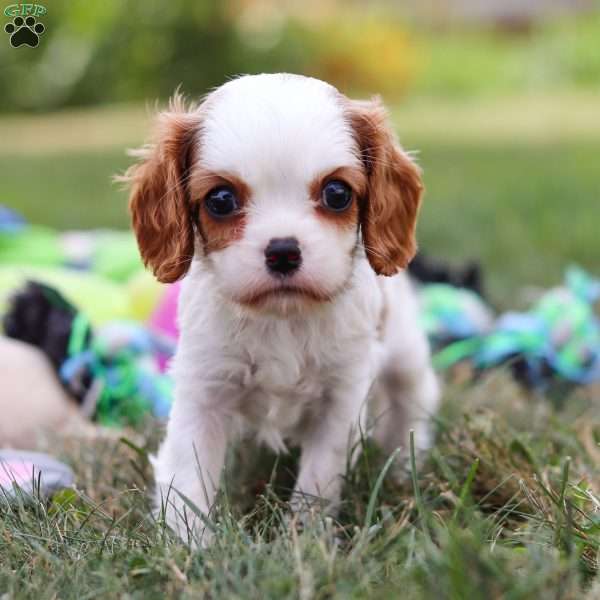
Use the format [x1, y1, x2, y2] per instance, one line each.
[230, 343, 332, 450]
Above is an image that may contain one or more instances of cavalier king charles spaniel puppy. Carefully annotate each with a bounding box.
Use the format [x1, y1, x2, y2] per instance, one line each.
[125, 73, 440, 543]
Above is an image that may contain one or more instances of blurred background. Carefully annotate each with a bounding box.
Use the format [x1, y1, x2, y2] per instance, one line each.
[1, 0, 599, 303]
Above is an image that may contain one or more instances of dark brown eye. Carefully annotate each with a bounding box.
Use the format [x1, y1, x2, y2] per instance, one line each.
[321, 180, 352, 211]
[205, 186, 239, 217]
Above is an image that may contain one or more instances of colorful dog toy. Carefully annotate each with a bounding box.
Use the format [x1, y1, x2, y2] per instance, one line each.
[60, 320, 174, 425]
[3, 280, 174, 426]
[432, 266, 600, 388]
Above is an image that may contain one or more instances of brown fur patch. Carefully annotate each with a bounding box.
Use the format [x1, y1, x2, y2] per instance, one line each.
[344, 97, 423, 276]
[122, 93, 201, 283]
[190, 171, 251, 253]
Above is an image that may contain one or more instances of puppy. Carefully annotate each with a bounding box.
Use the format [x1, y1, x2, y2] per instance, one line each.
[126, 73, 440, 542]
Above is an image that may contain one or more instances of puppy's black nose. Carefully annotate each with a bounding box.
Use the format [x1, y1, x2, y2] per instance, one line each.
[264, 237, 302, 275]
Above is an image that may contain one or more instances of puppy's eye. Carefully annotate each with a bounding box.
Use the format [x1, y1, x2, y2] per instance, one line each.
[321, 180, 353, 212]
[205, 186, 239, 217]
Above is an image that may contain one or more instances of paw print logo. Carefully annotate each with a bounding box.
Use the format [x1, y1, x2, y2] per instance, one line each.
[4, 15, 45, 48]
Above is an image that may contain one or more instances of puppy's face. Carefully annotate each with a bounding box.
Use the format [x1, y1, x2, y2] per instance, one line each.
[127, 74, 423, 315]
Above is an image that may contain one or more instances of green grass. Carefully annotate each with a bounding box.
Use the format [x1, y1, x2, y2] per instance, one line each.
[416, 140, 599, 303]
[2, 377, 600, 598]
[1, 95, 599, 597]
[2, 150, 131, 230]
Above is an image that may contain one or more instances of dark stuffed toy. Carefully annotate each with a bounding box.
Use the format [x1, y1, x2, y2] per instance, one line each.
[3, 281, 92, 400]
[409, 253, 485, 298]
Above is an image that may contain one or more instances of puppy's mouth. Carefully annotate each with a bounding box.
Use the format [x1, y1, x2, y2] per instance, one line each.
[237, 284, 332, 307]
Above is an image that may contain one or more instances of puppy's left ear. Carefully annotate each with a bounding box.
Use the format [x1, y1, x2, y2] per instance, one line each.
[121, 94, 202, 283]
[347, 97, 423, 276]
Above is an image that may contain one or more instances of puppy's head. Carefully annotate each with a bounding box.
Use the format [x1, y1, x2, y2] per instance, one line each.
[126, 74, 423, 314]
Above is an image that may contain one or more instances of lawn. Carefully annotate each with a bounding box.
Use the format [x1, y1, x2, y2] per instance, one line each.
[1, 93, 599, 598]
[2, 379, 599, 598]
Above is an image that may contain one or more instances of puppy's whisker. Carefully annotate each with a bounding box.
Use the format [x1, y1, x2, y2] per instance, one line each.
[362, 243, 391, 262]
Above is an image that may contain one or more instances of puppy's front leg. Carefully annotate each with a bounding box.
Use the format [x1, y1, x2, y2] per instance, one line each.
[153, 398, 229, 545]
[292, 374, 371, 514]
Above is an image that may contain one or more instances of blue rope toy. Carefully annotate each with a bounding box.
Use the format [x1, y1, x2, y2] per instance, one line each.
[425, 266, 600, 388]
[60, 318, 174, 425]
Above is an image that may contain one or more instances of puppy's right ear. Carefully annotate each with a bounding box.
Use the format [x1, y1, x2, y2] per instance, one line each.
[123, 95, 202, 283]
[347, 97, 423, 276]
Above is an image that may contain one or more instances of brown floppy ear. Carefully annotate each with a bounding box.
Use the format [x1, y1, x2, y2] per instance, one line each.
[347, 97, 423, 276]
[122, 95, 202, 283]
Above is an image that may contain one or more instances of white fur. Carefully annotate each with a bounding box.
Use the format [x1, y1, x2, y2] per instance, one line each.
[200, 74, 361, 308]
[151, 74, 440, 543]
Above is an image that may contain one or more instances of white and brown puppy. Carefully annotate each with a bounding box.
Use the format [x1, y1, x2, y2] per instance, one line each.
[126, 73, 439, 542]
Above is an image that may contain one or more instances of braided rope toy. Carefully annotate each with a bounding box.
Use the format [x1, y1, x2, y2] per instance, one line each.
[428, 266, 600, 388]
[60, 318, 174, 426]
